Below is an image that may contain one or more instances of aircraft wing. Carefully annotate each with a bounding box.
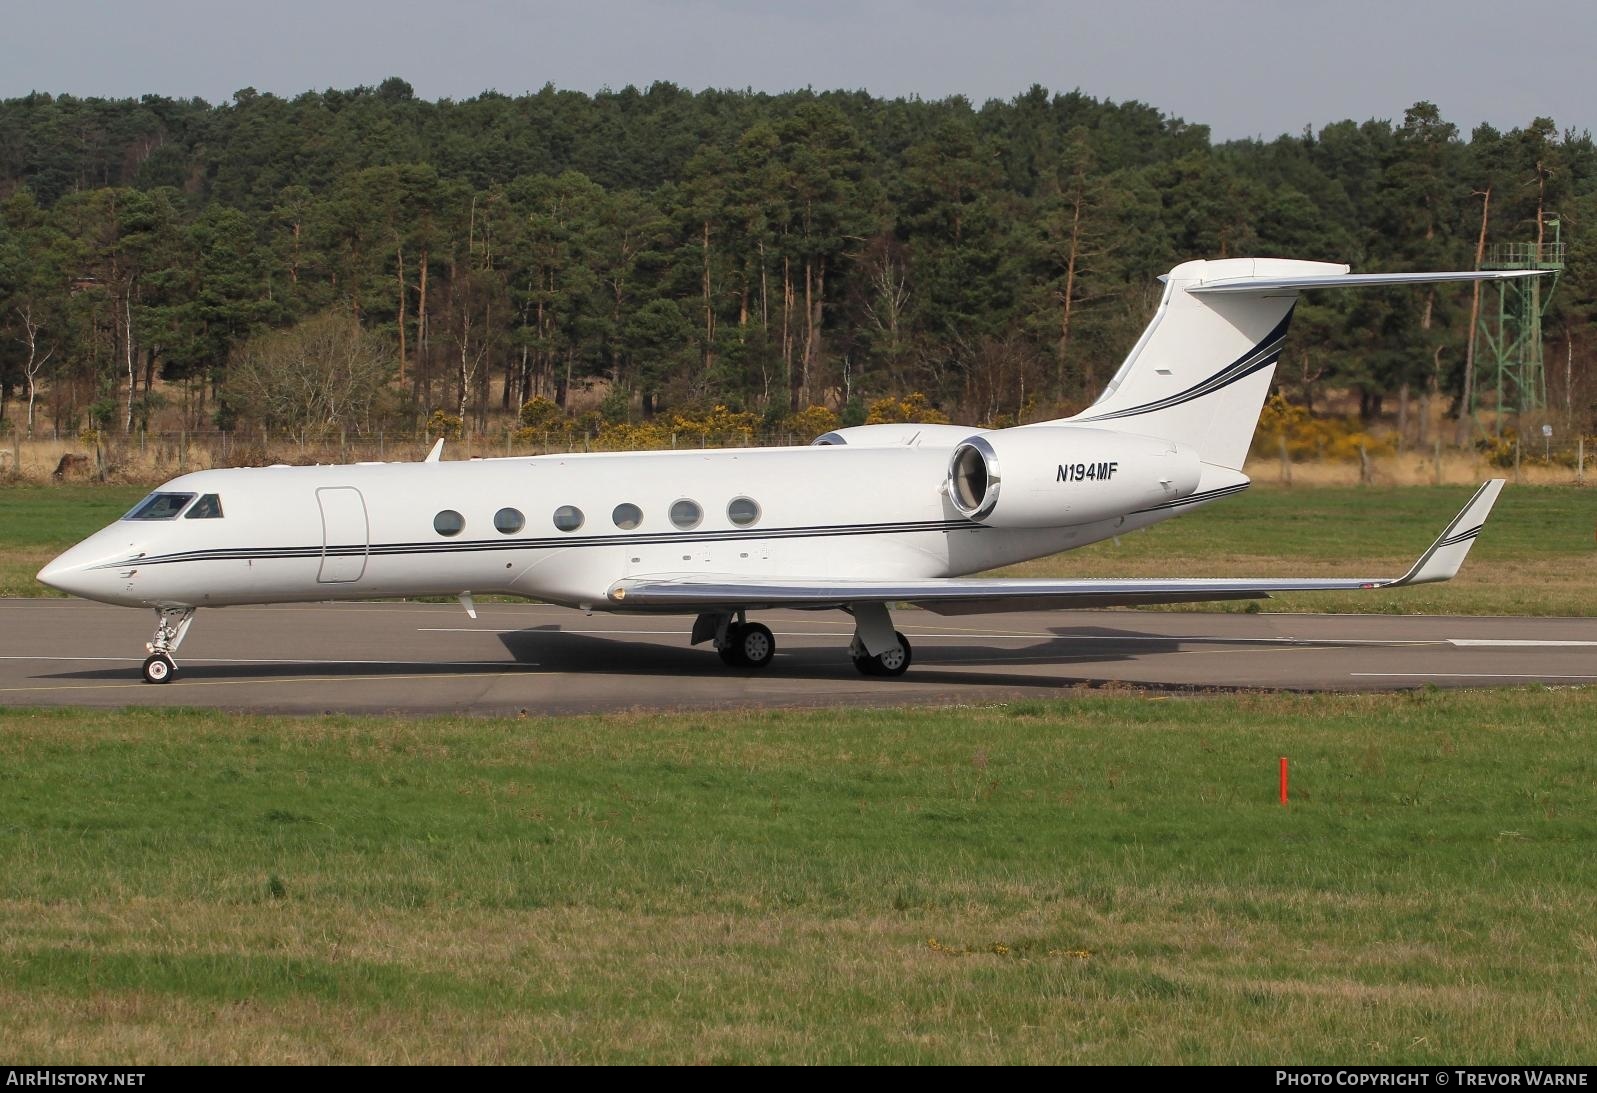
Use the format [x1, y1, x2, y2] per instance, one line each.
[608, 480, 1504, 616]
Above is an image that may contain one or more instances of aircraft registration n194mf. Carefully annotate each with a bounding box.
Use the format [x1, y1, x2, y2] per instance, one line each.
[39, 257, 1527, 684]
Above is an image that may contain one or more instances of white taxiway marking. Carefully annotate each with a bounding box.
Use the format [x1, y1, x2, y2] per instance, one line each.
[1352, 672, 1597, 680]
[0, 654, 537, 667]
[1445, 639, 1597, 648]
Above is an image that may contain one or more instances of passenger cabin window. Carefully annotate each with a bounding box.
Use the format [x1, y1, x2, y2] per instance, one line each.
[612, 503, 643, 530]
[494, 507, 525, 534]
[125, 493, 196, 521]
[185, 494, 224, 519]
[552, 506, 584, 532]
[669, 499, 702, 530]
[433, 510, 465, 537]
[727, 497, 762, 527]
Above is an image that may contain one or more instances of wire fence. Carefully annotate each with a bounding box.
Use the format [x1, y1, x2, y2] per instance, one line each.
[2, 426, 1595, 487]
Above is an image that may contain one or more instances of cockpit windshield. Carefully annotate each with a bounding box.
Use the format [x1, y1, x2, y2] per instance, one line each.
[185, 494, 224, 519]
[124, 492, 197, 521]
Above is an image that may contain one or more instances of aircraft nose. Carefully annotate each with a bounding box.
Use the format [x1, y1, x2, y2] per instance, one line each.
[37, 553, 91, 597]
[36, 531, 140, 603]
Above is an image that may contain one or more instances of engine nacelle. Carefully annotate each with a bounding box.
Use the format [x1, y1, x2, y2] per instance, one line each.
[946, 426, 1201, 528]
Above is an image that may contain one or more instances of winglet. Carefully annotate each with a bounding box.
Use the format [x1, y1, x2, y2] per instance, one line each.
[1390, 480, 1505, 587]
[425, 438, 445, 463]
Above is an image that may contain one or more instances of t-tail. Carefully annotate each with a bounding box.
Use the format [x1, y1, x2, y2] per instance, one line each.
[1046, 257, 1545, 472]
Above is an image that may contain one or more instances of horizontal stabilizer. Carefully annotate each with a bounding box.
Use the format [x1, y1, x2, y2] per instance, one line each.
[607, 481, 1504, 614]
[1191, 270, 1545, 295]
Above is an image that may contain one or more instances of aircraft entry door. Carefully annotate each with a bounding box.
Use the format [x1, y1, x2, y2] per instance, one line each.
[316, 486, 369, 583]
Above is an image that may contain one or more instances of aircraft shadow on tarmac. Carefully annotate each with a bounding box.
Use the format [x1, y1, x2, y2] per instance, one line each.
[37, 623, 1353, 691]
[491, 623, 1200, 677]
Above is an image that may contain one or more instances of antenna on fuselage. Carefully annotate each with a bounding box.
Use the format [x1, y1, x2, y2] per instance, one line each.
[424, 438, 445, 463]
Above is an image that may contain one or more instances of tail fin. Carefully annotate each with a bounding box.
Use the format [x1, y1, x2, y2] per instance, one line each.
[1052, 258, 1544, 471]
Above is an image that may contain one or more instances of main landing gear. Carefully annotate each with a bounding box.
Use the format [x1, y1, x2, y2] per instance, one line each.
[847, 602, 912, 677]
[706, 611, 777, 669]
[142, 606, 194, 684]
[692, 602, 914, 677]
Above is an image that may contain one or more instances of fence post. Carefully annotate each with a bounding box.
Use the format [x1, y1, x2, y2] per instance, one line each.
[1579, 436, 1586, 485]
[1433, 437, 1442, 487]
[1514, 439, 1522, 484]
[1278, 433, 1292, 486]
[1358, 442, 1370, 485]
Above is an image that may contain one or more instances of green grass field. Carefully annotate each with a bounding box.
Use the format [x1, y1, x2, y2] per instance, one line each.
[3, 482, 1591, 613]
[3, 692, 1596, 1064]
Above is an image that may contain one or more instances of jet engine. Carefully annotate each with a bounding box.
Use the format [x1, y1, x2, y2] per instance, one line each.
[946, 426, 1201, 528]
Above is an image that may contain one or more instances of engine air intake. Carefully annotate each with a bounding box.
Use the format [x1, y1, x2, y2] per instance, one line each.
[948, 438, 999, 520]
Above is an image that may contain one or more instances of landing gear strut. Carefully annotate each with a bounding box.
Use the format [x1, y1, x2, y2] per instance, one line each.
[849, 602, 913, 677]
[142, 606, 194, 684]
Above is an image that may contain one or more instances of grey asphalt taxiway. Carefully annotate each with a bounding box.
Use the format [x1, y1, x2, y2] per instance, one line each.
[2, 598, 1595, 714]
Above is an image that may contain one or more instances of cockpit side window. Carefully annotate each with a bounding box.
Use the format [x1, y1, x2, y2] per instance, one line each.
[185, 494, 224, 519]
[124, 492, 197, 521]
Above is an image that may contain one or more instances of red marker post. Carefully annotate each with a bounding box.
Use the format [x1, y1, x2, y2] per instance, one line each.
[1279, 756, 1289, 806]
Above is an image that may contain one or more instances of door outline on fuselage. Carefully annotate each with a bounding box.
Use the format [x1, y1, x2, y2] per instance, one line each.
[316, 486, 369, 583]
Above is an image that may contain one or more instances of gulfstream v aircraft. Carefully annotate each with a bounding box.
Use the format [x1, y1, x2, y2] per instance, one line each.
[40, 258, 1524, 683]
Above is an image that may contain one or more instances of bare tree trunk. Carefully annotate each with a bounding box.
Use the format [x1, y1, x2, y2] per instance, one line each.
[782, 255, 795, 412]
[396, 243, 407, 385]
[413, 252, 429, 406]
[1458, 187, 1491, 445]
[123, 291, 136, 435]
[457, 308, 474, 424]
[17, 305, 53, 440]
[799, 256, 824, 409]
[1057, 189, 1083, 396]
[702, 220, 715, 372]
[1397, 382, 1410, 454]
[1566, 325, 1574, 434]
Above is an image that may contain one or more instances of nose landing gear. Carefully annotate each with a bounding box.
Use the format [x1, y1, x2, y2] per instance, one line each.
[142, 606, 194, 684]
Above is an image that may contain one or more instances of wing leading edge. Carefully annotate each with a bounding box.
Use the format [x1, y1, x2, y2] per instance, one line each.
[607, 480, 1505, 616]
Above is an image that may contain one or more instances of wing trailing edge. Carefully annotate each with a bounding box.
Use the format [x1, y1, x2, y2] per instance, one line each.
[606, 481, 1506, 614]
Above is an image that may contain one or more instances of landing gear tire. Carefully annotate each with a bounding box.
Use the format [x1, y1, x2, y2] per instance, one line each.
[736, 622, 775, 669]
[718, 621, 776, 668]
[142, 653, 175, 685]
[853, 631, 912, 678]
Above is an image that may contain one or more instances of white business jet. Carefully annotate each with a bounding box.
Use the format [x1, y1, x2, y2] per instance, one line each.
[40, 258, 1526, 684]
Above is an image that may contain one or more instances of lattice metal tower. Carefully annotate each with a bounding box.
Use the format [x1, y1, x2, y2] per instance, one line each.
[1479, 217, 1564, 424]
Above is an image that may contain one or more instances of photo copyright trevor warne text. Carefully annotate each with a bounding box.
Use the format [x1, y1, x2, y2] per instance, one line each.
[1275, 1072, 1589, 1087]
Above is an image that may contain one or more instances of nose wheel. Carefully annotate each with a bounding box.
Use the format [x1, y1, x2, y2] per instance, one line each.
[141, 606, 195, 684]
[142, 653, 175, 684]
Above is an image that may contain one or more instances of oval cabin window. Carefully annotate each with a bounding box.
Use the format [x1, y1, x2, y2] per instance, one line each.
[494, 507, 525, 534]
[727, 497, 762, 527]
[669, 499, 703, 530]
[552, 505, 584, 533]
[433, 510, 465, 537]
[611, 503, 643, 531]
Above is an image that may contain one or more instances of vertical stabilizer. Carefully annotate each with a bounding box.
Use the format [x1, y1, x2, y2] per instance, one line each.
[1050, 258, 1346, 470]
